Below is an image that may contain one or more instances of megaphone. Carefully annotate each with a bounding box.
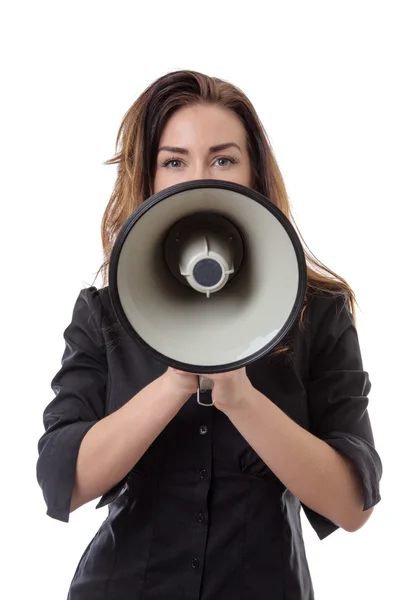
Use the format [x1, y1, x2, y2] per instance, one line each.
[109, 180, 307, 404]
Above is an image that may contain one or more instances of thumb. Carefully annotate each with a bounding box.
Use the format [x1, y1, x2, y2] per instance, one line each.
[171, 368, 195, 376]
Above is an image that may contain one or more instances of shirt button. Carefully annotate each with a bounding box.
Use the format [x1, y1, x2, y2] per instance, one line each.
[199, 425, 208, 435]
[191, 558, 200, 569]
[199, 469, 208, 480]
[197, 512, 206, 523]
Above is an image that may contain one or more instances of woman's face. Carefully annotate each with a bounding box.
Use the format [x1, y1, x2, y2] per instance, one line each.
[153, 103, 252, 194]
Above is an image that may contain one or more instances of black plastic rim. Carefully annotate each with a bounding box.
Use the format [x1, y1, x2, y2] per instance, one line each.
[109, 179, 307, 374]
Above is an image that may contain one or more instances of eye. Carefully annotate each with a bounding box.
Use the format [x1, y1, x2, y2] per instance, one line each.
[214, 156, 240, 167]
[161, 158, 184, 169]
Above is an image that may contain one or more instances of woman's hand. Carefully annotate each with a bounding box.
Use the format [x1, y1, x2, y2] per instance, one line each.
[163, 367, 199, 401]
[169, 367, 254, 412]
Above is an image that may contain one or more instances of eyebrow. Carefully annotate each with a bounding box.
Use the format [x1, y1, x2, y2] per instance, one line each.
[157, 142, 242, 154]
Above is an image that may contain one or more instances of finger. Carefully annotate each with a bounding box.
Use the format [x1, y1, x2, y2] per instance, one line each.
[199, 372, 227, 378]
[171, 368, 194, 376]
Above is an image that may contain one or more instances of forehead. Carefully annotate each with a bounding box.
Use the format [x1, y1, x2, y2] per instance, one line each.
[159, 103, 246, 147]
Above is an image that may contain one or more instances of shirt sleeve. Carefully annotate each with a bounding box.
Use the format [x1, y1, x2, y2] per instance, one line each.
[36, 286, 109, 522]
[301, 293, 382, 540]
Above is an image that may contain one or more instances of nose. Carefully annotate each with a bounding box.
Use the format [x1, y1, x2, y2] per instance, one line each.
[186, 162, 214, 182]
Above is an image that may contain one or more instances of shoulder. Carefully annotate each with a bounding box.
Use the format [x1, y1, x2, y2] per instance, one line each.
[305, 290, 352, 327]
[72, 285, 113, 319]
[303, 290, 355, 360]
[68, 285, 114, 346]
[72, 285, 103, 321]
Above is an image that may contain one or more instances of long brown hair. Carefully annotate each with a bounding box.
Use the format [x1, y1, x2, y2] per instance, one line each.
[95, 69, 358, 356]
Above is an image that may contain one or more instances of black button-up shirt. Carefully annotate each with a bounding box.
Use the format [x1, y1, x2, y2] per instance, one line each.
[36, 286, 382, 599]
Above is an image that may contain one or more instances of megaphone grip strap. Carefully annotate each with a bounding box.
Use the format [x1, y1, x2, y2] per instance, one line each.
[197, 376, 214, 406]
[199, 376, 214, 391]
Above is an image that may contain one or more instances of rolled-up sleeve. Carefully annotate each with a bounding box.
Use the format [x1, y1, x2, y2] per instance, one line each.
[36, 287, 108, 522]
[302, 293, 382, 539]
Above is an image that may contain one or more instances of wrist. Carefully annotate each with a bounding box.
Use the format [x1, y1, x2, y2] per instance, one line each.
[159, 370, 194, 404]
[218, 382, 258, 416]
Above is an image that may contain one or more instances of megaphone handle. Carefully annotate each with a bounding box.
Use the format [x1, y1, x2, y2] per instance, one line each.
[197, 376, 214, 407]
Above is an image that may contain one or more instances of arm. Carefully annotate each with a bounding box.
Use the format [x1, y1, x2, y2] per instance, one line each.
[205, 293, 382, 536]
[71, 372, 189, 512]
[37, 287, 197, 521]
[222, 387, 370, 532]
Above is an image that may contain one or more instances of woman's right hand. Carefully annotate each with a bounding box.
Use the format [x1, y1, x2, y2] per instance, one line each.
[162, 367, 199, 400]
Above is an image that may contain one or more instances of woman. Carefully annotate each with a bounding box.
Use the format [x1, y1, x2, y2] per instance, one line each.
[37, 70, 382, 599]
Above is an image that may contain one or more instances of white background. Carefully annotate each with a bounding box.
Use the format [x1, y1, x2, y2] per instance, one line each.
[1, 1, 398, 598]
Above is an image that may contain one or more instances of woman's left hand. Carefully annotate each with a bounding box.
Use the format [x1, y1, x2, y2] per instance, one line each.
[171, 367, 254, 412]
